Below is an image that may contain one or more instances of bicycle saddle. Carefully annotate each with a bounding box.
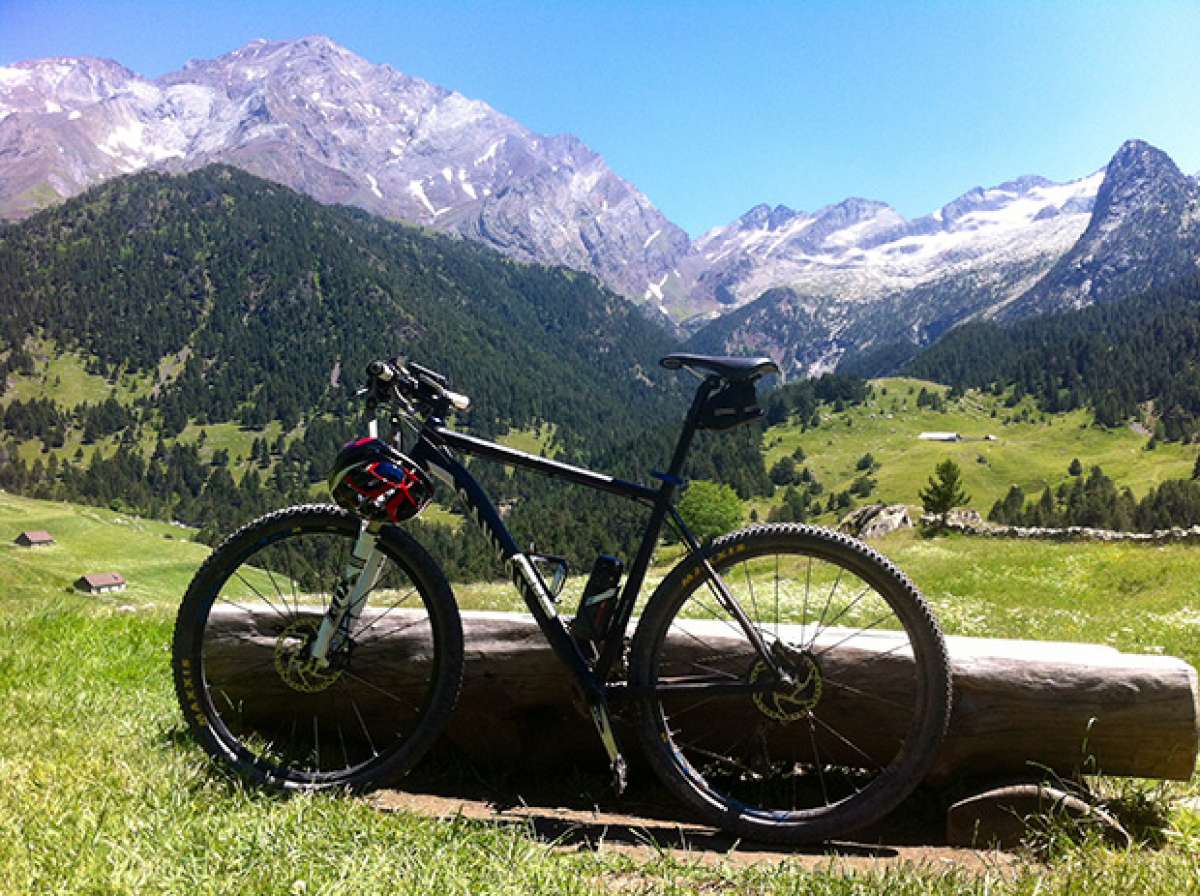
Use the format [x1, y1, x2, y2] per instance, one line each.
[660, 353, 780, 382]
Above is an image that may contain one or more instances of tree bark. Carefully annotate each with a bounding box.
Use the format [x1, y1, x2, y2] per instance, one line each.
[203, 607, 1200, 782]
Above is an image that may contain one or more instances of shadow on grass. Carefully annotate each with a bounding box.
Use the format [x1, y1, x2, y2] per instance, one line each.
[162, 722, 944, 856]
[373, 755, 949, 858]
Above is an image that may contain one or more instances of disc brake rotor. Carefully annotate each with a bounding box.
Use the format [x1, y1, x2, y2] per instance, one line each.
[274, 617, 343, 693]
[748, 648, 823, 722]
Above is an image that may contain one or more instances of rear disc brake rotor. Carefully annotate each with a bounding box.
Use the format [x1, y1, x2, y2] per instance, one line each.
[748, 648, 823, 722]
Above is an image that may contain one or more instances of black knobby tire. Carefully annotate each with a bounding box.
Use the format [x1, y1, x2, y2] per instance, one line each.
[629, 524, 950, 844]
[172, 504, 463, 791]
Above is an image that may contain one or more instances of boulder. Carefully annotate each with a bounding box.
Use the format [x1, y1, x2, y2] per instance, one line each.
[839, 503, 913, 539]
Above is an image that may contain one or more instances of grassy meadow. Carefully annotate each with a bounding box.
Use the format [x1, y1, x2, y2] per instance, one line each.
[2, 490, 1200, 894]
[760, 378, 1197, 523]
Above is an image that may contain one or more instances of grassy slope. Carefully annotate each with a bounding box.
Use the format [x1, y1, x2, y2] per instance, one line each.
[2, 491, 1199, 893]
[3, 340, 154, 408]
[759, 377, 1196, 522]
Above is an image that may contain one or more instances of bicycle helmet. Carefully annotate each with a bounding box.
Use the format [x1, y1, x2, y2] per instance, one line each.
[327, 437, 434, 523]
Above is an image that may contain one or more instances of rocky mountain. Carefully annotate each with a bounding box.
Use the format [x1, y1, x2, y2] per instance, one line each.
[3, 38, 1197, 378]
[671, 170, 1102, 324]
[0, 37, 689, 299]
[688, 140, 1200, 376]
[1000, 140, 1200, 318]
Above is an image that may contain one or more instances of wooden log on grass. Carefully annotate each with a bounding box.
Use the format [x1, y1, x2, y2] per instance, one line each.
[203, 607, 1200, 783]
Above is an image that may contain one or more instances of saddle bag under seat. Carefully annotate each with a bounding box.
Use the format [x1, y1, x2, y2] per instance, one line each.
[697, 379, 763, 431]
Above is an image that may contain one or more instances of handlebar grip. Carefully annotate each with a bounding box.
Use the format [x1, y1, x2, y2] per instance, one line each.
[444, 390, 471, 412]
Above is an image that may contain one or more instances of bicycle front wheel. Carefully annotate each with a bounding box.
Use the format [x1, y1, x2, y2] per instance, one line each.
[629, 524, 950, 844]
[172, 504, 463, 791]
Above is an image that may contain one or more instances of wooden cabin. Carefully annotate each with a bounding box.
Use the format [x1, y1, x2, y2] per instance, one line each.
[15, 530, 54, 547]
[75, 573, 127, 594]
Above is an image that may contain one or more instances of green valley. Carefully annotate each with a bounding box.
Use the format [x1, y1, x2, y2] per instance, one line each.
[759, 377, 1198, 524]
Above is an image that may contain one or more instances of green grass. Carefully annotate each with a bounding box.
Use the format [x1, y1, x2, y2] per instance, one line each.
[761, 378, 1196, 523]
[3, 339, 154, 408]
[0, 491, 207, 607]
[179, 420, 286, 468]
[2, 491, 1200, 894]
[497, 423, 559, 457]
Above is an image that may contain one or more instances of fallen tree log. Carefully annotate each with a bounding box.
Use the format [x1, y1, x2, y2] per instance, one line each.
[203, 607, 1199, 783]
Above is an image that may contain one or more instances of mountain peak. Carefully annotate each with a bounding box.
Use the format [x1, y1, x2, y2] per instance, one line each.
[1092, 138, 1193, 224]
[1000, 139, 1200, 319]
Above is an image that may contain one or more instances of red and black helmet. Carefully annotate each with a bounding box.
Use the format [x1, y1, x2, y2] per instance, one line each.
[327, 437, 434, 524]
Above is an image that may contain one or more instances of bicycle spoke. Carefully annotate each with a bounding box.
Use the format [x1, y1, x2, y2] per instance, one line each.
[799, 555, 813, 645]
[209, 655, 278, 688]
[807, 715, 830, 807]
[773, 553, 780, 639]
[743, 561, 760, 626]
[351, 611, 431, 649]
[805, 568, 843, 651]
[812, 584, 873, 634]
[282, 541, 306, 613]
[337, 720, 351, 770]
[823, 676, 913, 712]
[810, 713, 881, 770]
[232, 571, 293, 624]
[812, 612, 897, 658]
[348, 586, 419, 641]
[351, 699, 379, 758]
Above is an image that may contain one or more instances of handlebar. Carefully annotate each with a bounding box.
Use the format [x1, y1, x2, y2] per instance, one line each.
[361, 357, 471, 416]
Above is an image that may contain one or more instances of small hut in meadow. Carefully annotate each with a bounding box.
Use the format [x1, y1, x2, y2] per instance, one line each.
[75, 573, 126, 594]
[15, 530, 54, 547]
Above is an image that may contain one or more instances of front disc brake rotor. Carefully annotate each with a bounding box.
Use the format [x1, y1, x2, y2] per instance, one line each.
[274, 617, 344, 693]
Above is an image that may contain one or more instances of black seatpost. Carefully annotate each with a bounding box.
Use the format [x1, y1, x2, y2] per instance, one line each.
[595, 376, 720, 678]
[665, 376, 720, 479]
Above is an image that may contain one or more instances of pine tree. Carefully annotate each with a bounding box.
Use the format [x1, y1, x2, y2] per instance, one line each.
[1068, 457, 1083, 476]
[919, 459, 971, 514]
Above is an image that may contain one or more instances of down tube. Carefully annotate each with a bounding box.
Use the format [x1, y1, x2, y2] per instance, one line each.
[413, 442, 606, 701]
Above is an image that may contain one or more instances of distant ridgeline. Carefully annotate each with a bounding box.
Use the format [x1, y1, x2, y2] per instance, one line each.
[907, 275, 1200, 442]
[0, 166, 812, 578]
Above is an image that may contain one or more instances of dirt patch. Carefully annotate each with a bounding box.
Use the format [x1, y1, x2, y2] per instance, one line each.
[367, 767, 1021, 872]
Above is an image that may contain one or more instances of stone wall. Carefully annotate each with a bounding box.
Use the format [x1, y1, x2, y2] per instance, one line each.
[923, 508, 1200, 544]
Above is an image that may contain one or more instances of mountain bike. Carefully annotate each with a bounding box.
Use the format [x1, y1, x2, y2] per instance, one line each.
[172, 352, 951, 843]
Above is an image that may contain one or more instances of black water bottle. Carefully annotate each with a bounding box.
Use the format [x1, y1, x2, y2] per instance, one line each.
[572, 555, 623, 643]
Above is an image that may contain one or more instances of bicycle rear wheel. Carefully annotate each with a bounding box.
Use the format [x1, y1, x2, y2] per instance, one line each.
[172, 504, 463, 791]
[629, 524, 950, 843]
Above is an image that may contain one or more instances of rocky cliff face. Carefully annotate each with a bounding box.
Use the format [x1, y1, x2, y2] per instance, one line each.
[1000, 140, 1200, 318]
[0, 37, 689, 299]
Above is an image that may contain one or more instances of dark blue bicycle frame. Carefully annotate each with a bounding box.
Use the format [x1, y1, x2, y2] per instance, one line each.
[403, 374, 782, 707]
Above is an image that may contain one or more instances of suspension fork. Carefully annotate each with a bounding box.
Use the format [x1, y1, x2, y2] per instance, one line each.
[309, 520, 386, 666]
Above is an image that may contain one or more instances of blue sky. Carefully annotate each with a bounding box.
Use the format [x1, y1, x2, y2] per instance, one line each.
[2, 0, 1198, 236]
